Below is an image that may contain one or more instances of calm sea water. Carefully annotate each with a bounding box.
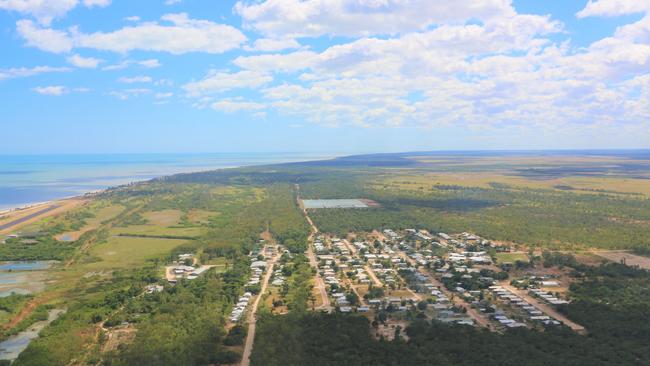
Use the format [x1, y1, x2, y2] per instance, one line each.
[0, 153, 334, 211]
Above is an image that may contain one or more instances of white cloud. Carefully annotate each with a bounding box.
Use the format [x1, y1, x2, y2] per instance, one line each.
[74, 13, 246, 54]
[234, 51, 319, 72]
[211, 99, 266, 113]
[165, 0, 182, 5]
[33, 85, 68, 95]
[155, 92, 173, 99]
[83, 0, 110, 7]
[102, 59, 162, 71]
[183, 70, 272, 96]
[138, 59, 162, 68]
[16, 19, 72, 53]
[17, 13, 246, 55]
[577, 0, 650, 18]
[0, 0, 110, 25]
[235, 0, 518, 37]
[67, 53, 102, 68]
[118, 75, 153, 83]
[0, 65, 70, 80]
[109, 88, 151, 100]
[188, 5, 647, 130]
[124, 15, 140, 22]
[246, 38, 301, 52]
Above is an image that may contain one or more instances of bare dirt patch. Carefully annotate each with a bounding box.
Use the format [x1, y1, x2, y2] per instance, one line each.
[592, 251, 650, 270]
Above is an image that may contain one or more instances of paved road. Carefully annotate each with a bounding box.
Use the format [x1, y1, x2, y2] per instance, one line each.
[241, 249, 277, 366]
[500, 282, 586, 333]
[0, 205, 59, 231]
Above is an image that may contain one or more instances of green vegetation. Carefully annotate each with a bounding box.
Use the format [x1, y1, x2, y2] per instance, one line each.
[0, 236, 79, 261]
[0, 294, 32, 325]
[6, 152, 650, 364]
[11, 172, 310, 364]
[252, 262, 650, 366]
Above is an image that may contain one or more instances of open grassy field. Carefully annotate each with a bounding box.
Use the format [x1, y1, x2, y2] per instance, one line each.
[111, 224, 205, 238]
[55, 203, 125, 242]
[495, 252, 529, 263]
[372, 171, 650, 197]
[142, 209, 182, 226]
[81, 233, 188, 270]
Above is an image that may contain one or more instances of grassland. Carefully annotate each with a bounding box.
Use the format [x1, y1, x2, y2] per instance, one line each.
[3, 150, 650, 365]
[495, 252, 530, 263]
[54, 203, 125, 241]
[81, 234, 188, 270]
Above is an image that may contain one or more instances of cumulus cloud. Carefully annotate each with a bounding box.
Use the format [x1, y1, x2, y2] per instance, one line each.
[235, 0, 519, 37]
[118, 75, 153, 83]
[245, 38, 301, 52]
[17, 13, 246, 54]
[183, 70, 272, 96]
[67, 53, 102, 68]
[577, 0, 650, 18]
[0, 0, 110, 25]
[102, 59, 162, 71]
[33, 85, 68, 95]
[16, 19, 73, 53]
[211, 99, 266, 113]
[0, 65, 70, 80]
[83, 0, 110, 6]
[109, 88, 151, 100]
[200, 2, 647, 130]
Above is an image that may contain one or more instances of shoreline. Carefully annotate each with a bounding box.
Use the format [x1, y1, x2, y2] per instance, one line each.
[0, 153, 340, 215]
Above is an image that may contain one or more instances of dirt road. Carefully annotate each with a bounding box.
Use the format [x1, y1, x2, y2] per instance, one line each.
[241, 248, 277, 366]
[296, 184, 332, 312]
[397, 250, 491, 328]
[364, 265, 383, 287]
[592, 250, 650, 270]
[500, 282, 586, 333]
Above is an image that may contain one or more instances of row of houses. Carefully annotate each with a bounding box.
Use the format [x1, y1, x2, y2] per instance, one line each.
[490, 286, 562, 326]
[530, 289, 570, 305]
[229, 292, 253, 322]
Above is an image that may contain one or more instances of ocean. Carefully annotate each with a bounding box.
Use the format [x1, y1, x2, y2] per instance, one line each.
[0, 153, 335, 211]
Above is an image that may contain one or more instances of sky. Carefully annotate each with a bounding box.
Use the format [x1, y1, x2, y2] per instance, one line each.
[1, 0, 649, 154]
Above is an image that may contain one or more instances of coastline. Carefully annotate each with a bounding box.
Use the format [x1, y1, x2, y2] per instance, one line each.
[0, 152, 340, 218]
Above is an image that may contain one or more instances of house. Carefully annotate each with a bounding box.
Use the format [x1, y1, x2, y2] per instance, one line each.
[145, 284, 164, 294]
[541, 281, 560, 287]
[250, 261, 267, 269]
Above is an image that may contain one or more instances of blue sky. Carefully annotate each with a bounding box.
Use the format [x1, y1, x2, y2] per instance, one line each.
[1, 0, 649, 154]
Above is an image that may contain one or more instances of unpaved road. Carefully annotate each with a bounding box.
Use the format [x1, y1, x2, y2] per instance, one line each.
[592, 250, 650, 270]
[364, 265, 383, 287]
[500, 282, 586, 333]
[296, 184, 332, 312]
[240, 248, 277, 366]
[397, 250, 491, 328]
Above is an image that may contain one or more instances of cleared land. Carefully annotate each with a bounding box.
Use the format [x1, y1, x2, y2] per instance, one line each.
[82, 234, 188, 270]
[0, 199, 87, 235]
[592, 250, 650, 270]
[303, 199, 371, 209]
[55, 204, 125, 242]
[495, 252, 529, 263]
